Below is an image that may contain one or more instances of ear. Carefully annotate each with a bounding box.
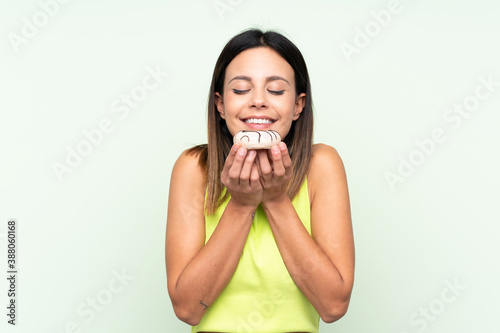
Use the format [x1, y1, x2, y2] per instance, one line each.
[215, 92, 225, 119]
[292, 93, 306, 120]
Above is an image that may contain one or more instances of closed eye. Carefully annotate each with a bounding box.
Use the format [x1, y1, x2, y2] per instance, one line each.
[268, 90, 285, 95]
[233, 89, 250, 95]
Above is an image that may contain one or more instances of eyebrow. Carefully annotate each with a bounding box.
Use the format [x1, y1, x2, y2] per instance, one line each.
[228, 75, 290, 86]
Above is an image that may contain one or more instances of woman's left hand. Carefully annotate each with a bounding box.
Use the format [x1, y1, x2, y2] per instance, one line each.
[255, 141, 293, 204]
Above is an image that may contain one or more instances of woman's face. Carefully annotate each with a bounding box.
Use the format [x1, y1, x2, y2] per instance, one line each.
[215, 47, 306, 139]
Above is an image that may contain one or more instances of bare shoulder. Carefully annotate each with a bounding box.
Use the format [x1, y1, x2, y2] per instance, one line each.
[172, 147, 205, 174]
[170, 148, 206, 188]
[311, 143, 344, 165]
[308, 143, 348, 204]
[309, 143, 347, 180]
[168, 147, 207, 219]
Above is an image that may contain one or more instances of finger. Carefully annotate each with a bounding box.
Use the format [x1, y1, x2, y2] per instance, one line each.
[255, 153, 262, 177]
[279, 142, 293, 178]
[270, 145, 286, 179]
[221, 144, 241, 180]
[256, 149, 273, 186]
[239, 150, 257, 187]
[266, 148, 274, 169]
[227, 146, 247, 185]
[254, 152, 264, 186]
[250, 162, 262, 189]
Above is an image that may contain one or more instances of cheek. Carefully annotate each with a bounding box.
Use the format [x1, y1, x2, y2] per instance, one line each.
[223, 95, 247, 115]
[276, 98, 298, 118]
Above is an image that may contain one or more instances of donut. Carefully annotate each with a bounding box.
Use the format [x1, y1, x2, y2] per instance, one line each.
[233, 130, 281, 149]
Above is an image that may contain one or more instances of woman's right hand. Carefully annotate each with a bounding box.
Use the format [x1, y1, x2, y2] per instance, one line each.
[221, 144, 263, 208]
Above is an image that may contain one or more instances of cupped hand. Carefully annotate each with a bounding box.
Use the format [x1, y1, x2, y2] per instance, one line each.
[256, 142, 293, 204]
[221, 144, 263, 208]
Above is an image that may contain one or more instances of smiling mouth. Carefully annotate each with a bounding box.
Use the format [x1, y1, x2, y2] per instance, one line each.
[242, 118, 276, 124]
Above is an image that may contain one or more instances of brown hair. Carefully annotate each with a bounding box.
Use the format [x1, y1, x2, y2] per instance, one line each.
[188, 28, 314, 214]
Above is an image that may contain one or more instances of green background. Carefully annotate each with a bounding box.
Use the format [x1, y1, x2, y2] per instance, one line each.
[1, 0, 499, 332]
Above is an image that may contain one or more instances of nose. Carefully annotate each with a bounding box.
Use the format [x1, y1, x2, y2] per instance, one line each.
[250, 88, 268, 109]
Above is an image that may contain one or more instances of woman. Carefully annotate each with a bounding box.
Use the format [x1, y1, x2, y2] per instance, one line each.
[165, 28, 355, 333]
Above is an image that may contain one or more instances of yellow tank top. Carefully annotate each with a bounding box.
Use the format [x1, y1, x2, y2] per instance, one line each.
[192, 177, 320, 333]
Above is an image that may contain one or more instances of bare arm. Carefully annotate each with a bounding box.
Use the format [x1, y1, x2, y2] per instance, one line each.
[258, 143, 355, 323]
[165, 145, 261, 325]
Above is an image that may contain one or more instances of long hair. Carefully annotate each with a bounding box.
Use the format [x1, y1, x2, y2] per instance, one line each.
[188, 28, 314, 215]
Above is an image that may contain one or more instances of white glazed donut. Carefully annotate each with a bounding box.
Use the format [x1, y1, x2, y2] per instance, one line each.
[233, 130, 281, 149]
